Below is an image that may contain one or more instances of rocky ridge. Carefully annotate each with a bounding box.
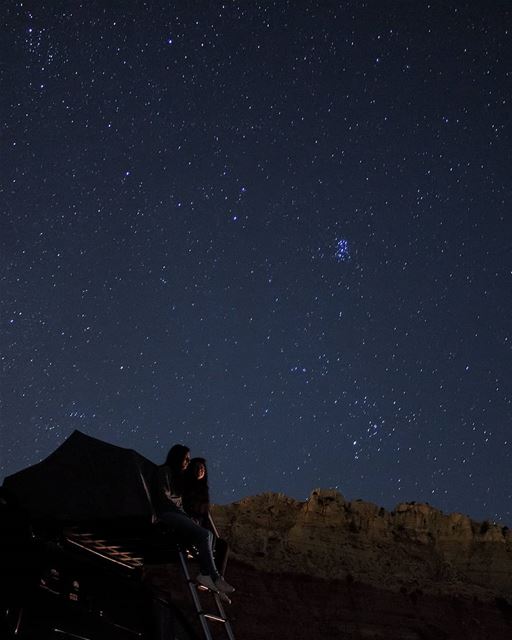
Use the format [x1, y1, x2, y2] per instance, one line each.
[211, 489, 512, 600]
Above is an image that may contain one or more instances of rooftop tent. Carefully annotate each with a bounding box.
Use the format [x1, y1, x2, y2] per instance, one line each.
[2, 430, 157, 522]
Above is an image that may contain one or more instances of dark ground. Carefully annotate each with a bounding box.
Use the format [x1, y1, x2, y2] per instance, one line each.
[148, 558, 512, 640]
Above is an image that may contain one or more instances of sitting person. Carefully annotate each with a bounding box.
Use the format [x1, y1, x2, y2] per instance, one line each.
[153, 444, 233, 595]
[183, 457, 230, 577]
[182, 457, 210, 527]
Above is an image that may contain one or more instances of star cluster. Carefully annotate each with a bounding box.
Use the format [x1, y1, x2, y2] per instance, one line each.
[1, 1, 511, 524]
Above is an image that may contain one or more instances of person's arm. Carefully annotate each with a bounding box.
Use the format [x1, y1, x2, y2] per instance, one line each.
[155, 466, 184, 513]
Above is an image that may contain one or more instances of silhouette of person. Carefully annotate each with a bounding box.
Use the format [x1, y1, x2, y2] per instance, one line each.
[153, 445, 233, 595]
[183, 457, 229, 576]
[183, 457, 209, 527]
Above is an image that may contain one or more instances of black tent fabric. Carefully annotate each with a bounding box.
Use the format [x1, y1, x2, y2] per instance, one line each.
[2, 430, 158, 522]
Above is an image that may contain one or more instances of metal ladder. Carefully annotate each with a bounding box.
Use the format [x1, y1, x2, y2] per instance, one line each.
[178, 550, 236, 640]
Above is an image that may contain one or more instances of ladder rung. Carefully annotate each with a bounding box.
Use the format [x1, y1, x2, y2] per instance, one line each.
[203, 613, 227, 624]
[178, 549, 236, 639]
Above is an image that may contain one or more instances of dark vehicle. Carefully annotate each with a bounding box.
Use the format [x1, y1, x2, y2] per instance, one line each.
[0, 495, 195, 639]
[0, 432, 234, 640]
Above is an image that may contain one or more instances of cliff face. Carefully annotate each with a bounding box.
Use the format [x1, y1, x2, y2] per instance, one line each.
[211, 489, 512, 600]
[150, 490, 512, 639]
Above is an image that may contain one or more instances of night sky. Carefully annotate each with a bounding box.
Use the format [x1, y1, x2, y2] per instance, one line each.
[2, 2, 511, 524]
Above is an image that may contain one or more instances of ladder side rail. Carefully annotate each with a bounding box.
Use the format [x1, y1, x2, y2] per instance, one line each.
[178, 550, 214, 640]
[213, 592, 236, 640]
[207, 512, 220, 539]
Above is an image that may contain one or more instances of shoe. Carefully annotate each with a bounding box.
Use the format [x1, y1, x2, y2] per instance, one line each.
[214, 576, 235, 594]
[217, 591, 232, 605]
[196, 574, 218, 592]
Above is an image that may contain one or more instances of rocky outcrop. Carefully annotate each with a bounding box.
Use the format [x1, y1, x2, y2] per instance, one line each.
[148, 490, 512, 639]
[211, 489, 512, 600]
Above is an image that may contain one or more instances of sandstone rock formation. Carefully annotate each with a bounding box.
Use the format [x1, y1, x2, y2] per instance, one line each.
[211, 489, 512, 600]
[150, 490, 512, 639]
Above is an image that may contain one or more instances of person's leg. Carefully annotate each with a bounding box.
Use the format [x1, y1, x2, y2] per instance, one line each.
[158, 511, 219, 579]
[214, 537, 229, 577]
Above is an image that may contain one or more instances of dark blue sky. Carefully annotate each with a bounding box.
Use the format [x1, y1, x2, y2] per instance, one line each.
[2, 1, 511, 523]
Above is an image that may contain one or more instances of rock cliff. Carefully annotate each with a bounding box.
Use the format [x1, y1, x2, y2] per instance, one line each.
[150, 490, 512, 639]
[211, 489, 512, 600]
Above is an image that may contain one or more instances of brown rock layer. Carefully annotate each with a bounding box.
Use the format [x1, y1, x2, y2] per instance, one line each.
[150, 490, 512, 639]
[211, 489, 512, 599]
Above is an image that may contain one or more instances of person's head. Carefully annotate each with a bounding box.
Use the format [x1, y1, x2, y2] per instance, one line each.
[188, 457, 207, 482]
[165, 444, 191, 474]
